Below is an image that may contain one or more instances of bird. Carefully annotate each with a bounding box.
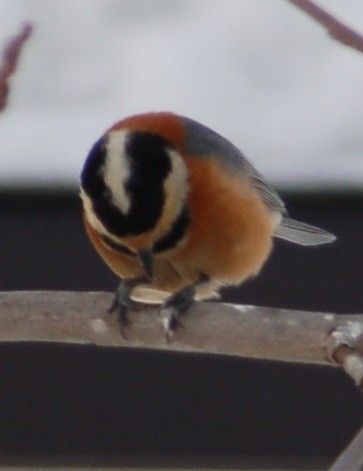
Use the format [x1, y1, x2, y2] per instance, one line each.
[80, 111, 336, 339]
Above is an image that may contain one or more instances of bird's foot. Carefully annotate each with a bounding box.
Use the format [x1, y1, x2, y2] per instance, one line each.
[108, 278, 146, 339]
[159, 284, 196, 342]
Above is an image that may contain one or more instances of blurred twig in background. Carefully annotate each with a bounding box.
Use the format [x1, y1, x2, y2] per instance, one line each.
[0, 22, 32, 112]
[287, 0, 363, 53]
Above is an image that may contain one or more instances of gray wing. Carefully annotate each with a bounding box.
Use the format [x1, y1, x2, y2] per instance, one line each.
[182, 116, 286, 214]
[182, 116, 336, 246]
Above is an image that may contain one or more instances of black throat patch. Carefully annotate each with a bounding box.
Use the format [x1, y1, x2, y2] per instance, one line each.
[100, 205, 190, 255]
[80, 131, 172, 237]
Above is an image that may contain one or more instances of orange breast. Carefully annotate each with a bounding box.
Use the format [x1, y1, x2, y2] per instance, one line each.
[168, 155, 276, 285]
[83, 215, 187, 292]
[83, 215, 143, 280]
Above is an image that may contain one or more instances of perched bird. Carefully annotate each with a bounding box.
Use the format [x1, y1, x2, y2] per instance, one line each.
[80, 112, 336, 338]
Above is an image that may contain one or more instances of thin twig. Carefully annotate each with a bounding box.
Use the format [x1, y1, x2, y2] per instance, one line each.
[1, 291, 362, 389]
[0, 23, 33, 112]
[328, 426, 363, 471]
[287, 0, 363, 54]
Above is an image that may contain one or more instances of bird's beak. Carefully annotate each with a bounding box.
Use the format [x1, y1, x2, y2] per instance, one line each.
[138, 250, 153, 280]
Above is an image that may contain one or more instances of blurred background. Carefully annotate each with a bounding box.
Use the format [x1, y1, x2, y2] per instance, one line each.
[1, 0, 363, 189]
[0, 0, 362, 468]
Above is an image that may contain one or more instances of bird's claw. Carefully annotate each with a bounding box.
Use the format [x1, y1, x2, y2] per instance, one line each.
[107, 284, 133, 339]
[160, 306, 184, 343]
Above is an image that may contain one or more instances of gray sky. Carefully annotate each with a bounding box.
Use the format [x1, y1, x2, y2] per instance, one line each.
[0, 0, 362, 190]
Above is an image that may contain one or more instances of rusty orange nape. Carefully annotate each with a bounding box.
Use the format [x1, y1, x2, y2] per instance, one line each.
[108, 112, 185, 151]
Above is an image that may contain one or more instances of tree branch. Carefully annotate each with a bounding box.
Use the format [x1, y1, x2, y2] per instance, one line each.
[1, 291, 362, 389]
[0, 23, 33, 112]
[328, 426, 363, 471]
[287, 0, 363, 54]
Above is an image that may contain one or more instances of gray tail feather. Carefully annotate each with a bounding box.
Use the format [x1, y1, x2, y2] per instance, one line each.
[274, 217, 336, 246]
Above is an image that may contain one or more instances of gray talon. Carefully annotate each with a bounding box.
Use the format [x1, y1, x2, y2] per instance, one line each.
[159, 274, 209, 340]
[160, 306, 181, 340]
[160, 283, 199, 340]
[108, 277, 146, 338]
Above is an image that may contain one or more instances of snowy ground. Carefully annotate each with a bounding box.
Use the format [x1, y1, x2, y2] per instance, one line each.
[0, 0, 362, 190]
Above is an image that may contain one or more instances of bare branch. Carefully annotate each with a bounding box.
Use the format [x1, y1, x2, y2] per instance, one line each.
[287, 0, 363, 54]
[328, 426, 363, 471]
[0, 22, 33, 112]
[1, 291, 362, 388]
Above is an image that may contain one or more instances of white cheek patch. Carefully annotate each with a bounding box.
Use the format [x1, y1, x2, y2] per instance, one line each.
[102, 130, 131, 215]
[164, 149, 188, 209]
[80, 188, 109, 235]
[167, 149, 188, 189]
